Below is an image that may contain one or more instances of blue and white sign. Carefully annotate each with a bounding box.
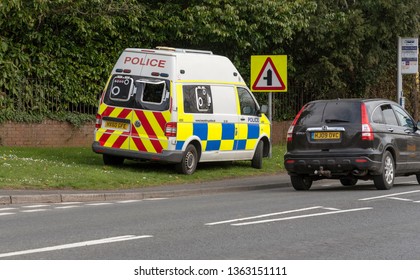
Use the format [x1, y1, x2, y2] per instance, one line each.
[401, 38, 418, 74]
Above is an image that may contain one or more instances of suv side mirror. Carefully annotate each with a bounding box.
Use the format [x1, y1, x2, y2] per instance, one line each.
[259, 104, 268, 115]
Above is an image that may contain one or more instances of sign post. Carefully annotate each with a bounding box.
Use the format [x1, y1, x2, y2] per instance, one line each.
[398, 37, 418, 108]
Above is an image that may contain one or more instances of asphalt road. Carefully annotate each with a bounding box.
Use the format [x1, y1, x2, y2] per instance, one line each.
[1, 176, 420, 260]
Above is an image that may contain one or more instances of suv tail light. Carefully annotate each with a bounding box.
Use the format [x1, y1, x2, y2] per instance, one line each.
[95, 114, 102, 129]
[287, 105, 306, 142]
[361, 103, 374, 141]
[165, 122, 177, 137]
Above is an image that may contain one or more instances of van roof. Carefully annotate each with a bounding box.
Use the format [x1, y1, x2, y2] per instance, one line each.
[117, 47, 246, 85]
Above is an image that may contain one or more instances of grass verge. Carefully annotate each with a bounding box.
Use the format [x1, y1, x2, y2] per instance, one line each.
[0, 145, 286, 190]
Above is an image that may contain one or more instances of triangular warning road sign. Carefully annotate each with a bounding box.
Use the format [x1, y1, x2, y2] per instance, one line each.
[252, 57, 285, 91]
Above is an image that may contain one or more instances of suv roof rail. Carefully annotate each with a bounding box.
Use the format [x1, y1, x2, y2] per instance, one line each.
[155, 46, 213, 55]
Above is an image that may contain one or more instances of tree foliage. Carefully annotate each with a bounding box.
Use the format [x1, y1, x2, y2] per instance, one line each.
[0, 0, 419, 121]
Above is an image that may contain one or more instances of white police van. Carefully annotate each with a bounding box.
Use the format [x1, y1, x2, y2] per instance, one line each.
[93, 47, 271, 174]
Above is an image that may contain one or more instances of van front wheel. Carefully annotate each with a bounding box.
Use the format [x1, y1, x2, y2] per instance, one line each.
[177, 144, 198, 175]
[251, 141, 263, 169]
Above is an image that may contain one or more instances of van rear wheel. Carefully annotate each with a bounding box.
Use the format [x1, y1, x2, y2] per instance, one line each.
[177, 144, 198, 175]
[103, 154, 124, 166]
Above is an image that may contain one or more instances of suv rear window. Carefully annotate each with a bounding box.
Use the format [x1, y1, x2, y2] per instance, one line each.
[297, 101, 361, 125]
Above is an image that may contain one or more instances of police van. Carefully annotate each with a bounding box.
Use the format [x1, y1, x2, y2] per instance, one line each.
[92, 47, 271, 174]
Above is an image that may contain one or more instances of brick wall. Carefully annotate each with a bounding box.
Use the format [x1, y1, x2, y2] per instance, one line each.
[0, 120, 290, 147]
[0, 120, 94, 147]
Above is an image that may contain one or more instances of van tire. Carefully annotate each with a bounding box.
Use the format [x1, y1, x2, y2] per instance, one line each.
[177, 144, 198, 175]
[251, 141, 263, 169]
[103, 154, 124, 166]
[373, 151, 394, 190]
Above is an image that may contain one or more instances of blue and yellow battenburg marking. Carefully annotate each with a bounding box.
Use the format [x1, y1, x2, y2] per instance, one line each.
[175, 122, 263, 151]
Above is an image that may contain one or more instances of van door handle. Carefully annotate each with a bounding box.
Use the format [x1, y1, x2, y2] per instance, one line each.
[240, 117, 246, 121]
[387, 128, 394, 132]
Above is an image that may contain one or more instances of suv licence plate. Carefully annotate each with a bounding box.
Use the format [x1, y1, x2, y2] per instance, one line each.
[312, 131, 341, 140]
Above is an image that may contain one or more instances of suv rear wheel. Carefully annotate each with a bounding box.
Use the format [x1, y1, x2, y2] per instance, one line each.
[290, 175, 313, 191]
[373, 151, 394, 190]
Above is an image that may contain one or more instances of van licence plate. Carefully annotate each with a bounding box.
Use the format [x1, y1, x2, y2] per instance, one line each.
[312, 131, 341, 140]
[105, 120, 129, 130]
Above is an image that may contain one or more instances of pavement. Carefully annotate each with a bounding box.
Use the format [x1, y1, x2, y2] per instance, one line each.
[0, 173, 292, 205]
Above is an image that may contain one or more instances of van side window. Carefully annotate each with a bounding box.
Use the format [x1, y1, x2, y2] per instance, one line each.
[183, 85, 213, 114]
[237, 87, 258, 116]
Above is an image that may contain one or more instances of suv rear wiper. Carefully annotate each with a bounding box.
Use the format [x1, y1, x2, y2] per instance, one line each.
[324, 119, 350, 123]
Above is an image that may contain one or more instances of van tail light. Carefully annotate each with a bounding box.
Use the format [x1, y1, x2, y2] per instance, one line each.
[165, 122, 177, 137]
[361, 103, 374, 141]
[95, 114, 102, 129]
[287, 105, 306, 142]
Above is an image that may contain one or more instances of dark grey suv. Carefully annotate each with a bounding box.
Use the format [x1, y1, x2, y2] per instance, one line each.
[284, 98, 420, 190]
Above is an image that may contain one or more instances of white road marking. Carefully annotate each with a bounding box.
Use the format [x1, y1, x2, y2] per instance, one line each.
[20, 209, 49, 213]
[0, 208, 16, 211]
[359, 190, 420, 201]
[205, 206, 324, 226]
[56, 202, 82, 205]
[0, 235, 153, 258]
[144, 198, 169, 201]
[117, 200, 141, 204]
[22, 205, 50, 208]
[86, 203, 113, 206]
[232, 207, 373, 226]
[0, 213, 15, 216]
[54, 206, 81, 209]
[387, 197, 413, 202]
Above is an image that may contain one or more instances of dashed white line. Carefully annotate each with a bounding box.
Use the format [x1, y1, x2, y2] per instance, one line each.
[117, 200, 141, 204]
[54, 206, 81, 209]
[86, 203, 113, 206]
[0, 213, 15, 216]
[22, 205, 50, 208]
[0, 208, 16, 211]
[0, 235, 153, 258]
[20, 209, 49, 213]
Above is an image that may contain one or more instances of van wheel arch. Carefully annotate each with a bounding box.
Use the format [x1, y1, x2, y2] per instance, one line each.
[260, 136, 271, 158]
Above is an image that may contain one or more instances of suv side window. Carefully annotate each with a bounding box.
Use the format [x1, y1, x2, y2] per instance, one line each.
[393, 105, 414, 129]
[372, 106, 385, 124]
[381, 104, 399, 126]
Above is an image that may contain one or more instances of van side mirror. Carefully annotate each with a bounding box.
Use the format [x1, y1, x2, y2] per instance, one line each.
[259, 104, 268, 115]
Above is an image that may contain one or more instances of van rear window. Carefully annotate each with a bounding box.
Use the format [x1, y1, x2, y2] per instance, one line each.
[103, 75, 170, 111]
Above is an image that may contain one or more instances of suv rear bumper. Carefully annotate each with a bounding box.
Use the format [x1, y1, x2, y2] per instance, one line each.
[284, 154, 383, 176]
